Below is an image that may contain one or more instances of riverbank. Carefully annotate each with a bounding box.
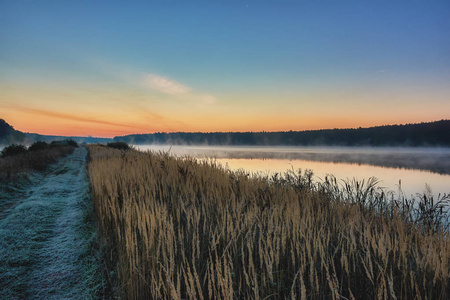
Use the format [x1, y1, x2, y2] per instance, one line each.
[88, 144, 450, 299]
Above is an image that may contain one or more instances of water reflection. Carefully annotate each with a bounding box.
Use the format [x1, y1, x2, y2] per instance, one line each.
[213, 158, 449, 197]
[139, 146, 450, 175]
[136, 145, 450, 196]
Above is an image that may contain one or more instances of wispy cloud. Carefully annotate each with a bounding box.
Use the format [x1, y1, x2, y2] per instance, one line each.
[140, 73, 217, 105]
[91, 59, 218, 105]
[142, 74, 191, 95]
[6, 106, 141, 129]
[199, 94, 217, 105]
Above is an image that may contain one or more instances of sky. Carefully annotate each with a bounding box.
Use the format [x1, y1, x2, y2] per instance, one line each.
[1, 0, 449, 137]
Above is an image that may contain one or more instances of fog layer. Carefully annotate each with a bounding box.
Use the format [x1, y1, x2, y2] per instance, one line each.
[136, 146, 450, 175]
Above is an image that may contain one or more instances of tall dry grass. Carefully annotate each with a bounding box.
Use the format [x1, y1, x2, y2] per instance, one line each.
[87, 145, 449, 299]
[0, 145, 76, 180]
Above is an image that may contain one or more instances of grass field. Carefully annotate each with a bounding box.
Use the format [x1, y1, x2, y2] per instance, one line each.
[87, 144, 449, 299]
[0, 141, 77, 180]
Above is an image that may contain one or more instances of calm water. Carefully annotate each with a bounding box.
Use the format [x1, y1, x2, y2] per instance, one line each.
[136, 145, 450, 197]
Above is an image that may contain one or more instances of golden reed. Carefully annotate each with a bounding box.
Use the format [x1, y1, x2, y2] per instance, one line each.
[87, 145, 449, 299]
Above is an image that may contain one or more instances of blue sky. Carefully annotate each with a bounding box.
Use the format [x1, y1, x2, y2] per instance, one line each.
[1, 0, 449, 136]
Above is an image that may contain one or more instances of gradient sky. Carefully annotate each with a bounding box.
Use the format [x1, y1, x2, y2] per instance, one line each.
[1, 0, 449, 137]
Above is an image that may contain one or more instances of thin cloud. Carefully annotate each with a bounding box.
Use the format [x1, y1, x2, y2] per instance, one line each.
[8, 106, 141, 129]
[90, 59, 218, 105]
[140, 73, 217, 105]
[143, 74, 191, 95]
[199, 94, 217, 105]
[136, 106, 188, 131]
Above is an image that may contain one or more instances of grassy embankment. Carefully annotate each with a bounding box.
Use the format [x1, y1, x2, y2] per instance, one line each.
[0, 140, 79, 214]
[87, 144, 449, 299]
[0, 140, 78, 180]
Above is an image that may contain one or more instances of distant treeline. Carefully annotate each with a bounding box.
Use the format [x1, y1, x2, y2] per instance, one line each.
[0, 119, 112, 145]
[114, 120, 450, 146]
[25, 133, 112, 144]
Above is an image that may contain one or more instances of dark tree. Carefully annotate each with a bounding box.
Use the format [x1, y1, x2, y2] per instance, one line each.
[1, 144, 27, 158]
[29, 141, 49, 152]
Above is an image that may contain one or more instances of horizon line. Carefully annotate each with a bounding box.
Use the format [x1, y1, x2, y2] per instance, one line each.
[8, 119, 446, 139]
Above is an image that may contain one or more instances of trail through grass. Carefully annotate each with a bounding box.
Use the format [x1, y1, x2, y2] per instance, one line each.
[0, 147, 101, 299]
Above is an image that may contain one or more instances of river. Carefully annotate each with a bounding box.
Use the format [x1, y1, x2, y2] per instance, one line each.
[135, 145, 450, 197]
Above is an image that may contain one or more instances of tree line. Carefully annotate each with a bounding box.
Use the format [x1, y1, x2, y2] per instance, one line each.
[114, 120, 450, 147]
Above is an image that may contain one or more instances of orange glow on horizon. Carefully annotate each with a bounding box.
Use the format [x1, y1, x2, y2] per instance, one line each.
[3, 89, 447, 138]
[4, 110, 442, 139]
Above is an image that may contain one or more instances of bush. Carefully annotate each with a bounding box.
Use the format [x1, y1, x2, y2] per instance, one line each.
[1, 144, 27, 158]
[49, 139, 78, 148]
[0, 143, 76, 179]
[50, 140, 65, 147]
[67, 139, 79, 147]
[28, 141, 49, 152]
[107, 142, 130, 150]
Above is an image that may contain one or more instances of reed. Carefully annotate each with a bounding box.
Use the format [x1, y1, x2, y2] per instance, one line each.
[87, 145, 449, 299]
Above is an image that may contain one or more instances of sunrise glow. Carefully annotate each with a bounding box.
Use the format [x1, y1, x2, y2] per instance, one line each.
[1, 1, 449, 137]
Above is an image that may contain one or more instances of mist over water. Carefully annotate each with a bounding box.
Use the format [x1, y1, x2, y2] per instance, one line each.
[135, 145, 450, 197]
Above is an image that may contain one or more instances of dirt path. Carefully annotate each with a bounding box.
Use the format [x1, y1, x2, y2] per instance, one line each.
[0, 147, 101, 299]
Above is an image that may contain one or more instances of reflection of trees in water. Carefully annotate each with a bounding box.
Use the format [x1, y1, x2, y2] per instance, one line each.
[186, 149, 450, 175]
